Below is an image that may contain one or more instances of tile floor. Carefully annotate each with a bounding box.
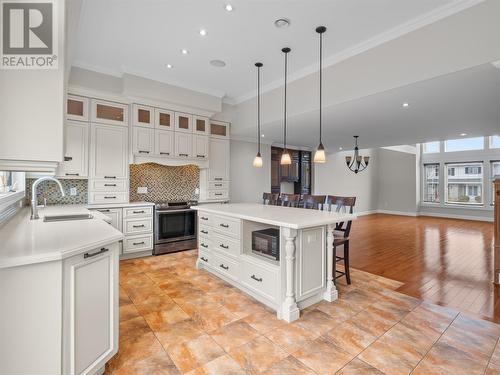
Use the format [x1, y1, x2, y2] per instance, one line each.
[107, 250, 500, 374]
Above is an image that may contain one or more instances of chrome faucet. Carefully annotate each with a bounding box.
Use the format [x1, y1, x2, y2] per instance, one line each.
[31, 177, 66, 220]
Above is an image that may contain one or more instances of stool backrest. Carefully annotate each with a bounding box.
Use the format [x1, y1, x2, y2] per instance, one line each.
[262, 192, 280, 205]
[280, 193, 300, 207]
[325, 195, 356, 237]
[302, 194, 327, 210]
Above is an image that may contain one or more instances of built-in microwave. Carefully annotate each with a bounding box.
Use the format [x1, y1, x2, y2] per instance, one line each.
[252, 228, 280, 260]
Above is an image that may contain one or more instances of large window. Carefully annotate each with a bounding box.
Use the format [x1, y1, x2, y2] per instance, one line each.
[423, 164, 440, 203]
[0, 171, 13, 194]
[445, 162, 483, 205]
[444, 137, 484, 152]
[490, 136, 500, 149]
[423, 141, 440, 154]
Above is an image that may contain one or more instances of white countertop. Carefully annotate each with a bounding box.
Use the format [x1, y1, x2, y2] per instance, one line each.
[86, 201, 155, 209]
[0, 205, 124, 269]
[193, 203, 356, 229]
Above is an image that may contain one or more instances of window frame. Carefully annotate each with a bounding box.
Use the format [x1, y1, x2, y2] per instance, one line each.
[444, 137, 484, 153]
[490, 135, 500, 149]
[444, 162, 484, 206]
[422, 163, 440, 204]
[422, 141, 440, 154]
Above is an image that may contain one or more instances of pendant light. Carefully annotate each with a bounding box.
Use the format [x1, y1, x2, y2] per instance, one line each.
[314, 26, 327, 163]
[345, 135, 370, 173]
[253, 62, 264, 167]
[280, 47, 292, 165]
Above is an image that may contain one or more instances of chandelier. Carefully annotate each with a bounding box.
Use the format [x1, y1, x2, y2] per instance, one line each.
[345, 136, 370, 174]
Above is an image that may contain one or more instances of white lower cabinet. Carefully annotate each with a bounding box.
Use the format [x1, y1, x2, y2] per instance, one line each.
[63, 243, 119, 375]
[123, 234, 154, 254]
[90, 208, 122, 232]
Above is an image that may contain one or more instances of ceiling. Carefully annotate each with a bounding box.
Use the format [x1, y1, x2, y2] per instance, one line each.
[73, 0, 460, 102]
[237, 63, 500, 151]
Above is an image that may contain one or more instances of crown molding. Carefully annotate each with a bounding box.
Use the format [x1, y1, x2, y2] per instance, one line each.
[233, 0, 485, 104]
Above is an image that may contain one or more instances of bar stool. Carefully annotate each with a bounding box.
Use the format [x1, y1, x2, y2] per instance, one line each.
[262, 192, 279, 205]
[280, 193, 300, 207]
[302, 194, 327, 210]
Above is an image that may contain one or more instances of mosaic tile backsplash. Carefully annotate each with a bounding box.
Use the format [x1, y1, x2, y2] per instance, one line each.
[129, 163, 199, 202]
[25, 178, 88, 205]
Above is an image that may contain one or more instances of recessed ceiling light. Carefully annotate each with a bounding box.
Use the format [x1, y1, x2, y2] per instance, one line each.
[460, 133, 467, 136]
[210, 59, 226, 67]
[402, 102, 409, 107]
[166, 64, 173, 69]
[199, 29, 207, 36]
[274, 18, 290, 28]
[261, 134, 265, 138]
[225, 4, 233, 11]
[181, 49, 189, 55]
[339, 147, 343, 150]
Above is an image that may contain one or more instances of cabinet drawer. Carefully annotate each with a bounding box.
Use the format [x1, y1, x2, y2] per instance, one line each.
[241, 258, 278, 302]
[198, 237, 211, 252]
[123, 234, 153, 254]
[123, 206, 153, 218]
[212, 252, 239, 282]
[208, 190, 229, 200]
[198, 224, 212, 238]
[89, 179, 128, 192]
[89, 192, 128, 204]
[198, 212, 213, 226]
[212, 233, 240, 258]
[198, 249, 212, 267]
[208, 181, 229, 190]
[89, 208, 122, 231]
[214, 215, 240, 238]
[123, 218, 153, 235]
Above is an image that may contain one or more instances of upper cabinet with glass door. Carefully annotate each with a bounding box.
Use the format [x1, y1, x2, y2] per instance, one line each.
[132, 104, 154, 128]
[210, 120, 230, 139]
[91, 99, 129, 126]
[175, 112, 193, 133]
[155, 108, 174, 130]
[67, 95, 89, 122]
[193, 116, 209, 135]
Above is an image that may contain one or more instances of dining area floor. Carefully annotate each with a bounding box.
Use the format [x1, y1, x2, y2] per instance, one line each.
[110, 248, 500, 375]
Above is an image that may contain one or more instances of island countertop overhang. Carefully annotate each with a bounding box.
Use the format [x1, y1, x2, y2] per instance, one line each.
[193, 203, 356, 229]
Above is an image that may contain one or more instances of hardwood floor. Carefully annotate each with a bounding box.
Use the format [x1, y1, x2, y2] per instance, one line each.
[348, 213, 500, 322]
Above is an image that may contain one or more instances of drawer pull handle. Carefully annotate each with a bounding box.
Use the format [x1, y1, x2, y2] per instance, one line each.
[133, 210, 145, 214]
[201, 257, 208, 262]
[201, 217, 208, 221]
[104, 196, 117, 199]
[104, 184, 117, 187]
[104, 176, 116, 179]
[219, 244, 229, 249]
[215, 178, 223, 181]
[214, 184, 222, 187]
[215, 193, 223, 196]
[201, 230, 208, 234]
[133, 241, 145, 246]
[133, 224, 145, 228]
[197, 154, 205, 158]
[138, 150, 149, 154]
[219, 264, 229, 270]
[160, 152, 170, 155]
[84, 247, 109, 259]
[98, 209, 110, 213]
[179, 153, 189, 157]
[64, 156, 73, 161]
[200, 243, 208, 248]
[251, 275, 263, 282]
[65, 173, 79, 176]
[219, 223, 229, 228]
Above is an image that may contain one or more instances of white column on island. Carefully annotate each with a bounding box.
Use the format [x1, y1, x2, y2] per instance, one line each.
[324, 223, 339, 302]
[282, 227, 300, 322]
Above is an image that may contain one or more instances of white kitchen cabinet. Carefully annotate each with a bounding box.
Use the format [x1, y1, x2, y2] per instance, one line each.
[133, 127, 154, 155]
[193, 116, 209, 135]
[210, 120, 230, 139]
[90, 208, 123, 232]
[89, 123, 128, 179]
[62, 243, 119, 375]
[175, 112, 193, 133]
[132, 104, 155, 128]
[57, 121, 88, 178]
[175, 132, 193, 158]
[208, 138, 230, 181]
[155, 108, 174, 130]
[155, 129, 174, 157]
[193, 135, 209, 160]
[91, 99, 128, 126]
[67, 95, 89, 122]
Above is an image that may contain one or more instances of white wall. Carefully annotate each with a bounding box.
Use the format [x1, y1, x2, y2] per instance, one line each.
[230, 140, 271, 203]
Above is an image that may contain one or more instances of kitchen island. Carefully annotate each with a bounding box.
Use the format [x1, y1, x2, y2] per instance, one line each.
[193, 203, 356, 322]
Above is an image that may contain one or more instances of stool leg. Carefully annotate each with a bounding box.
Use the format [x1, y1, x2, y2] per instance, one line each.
[344, 241, 351, 285]
[333, 244, 337, 286]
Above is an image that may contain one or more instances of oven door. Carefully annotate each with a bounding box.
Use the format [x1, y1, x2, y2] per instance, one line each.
[155, 209, 196, 244]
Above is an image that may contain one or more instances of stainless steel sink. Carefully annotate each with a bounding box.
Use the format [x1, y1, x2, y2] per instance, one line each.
[43, 213, 94, 222]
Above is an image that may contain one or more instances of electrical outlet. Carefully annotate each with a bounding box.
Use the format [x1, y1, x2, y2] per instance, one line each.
[137, 186, 148, 194]
[70, 187, 77, 196]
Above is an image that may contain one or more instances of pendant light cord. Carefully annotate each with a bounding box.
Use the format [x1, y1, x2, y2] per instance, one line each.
[284, 50, 288, 151]
[319, 31, 322, 145]
[257, 65, 261, 154]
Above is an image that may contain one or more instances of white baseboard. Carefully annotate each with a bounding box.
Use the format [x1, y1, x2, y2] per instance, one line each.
[355, 210, 378, 216]
[418, 212, 493, 222]
[377, 209, 418, 217]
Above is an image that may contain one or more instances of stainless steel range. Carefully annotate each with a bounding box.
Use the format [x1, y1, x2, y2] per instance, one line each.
[153, 200, 197, 255]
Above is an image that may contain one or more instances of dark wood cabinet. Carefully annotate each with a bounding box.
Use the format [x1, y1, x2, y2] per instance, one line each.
[495, 179, 500, 284]
[271, 147, 311, 194]
[298, 151, 311, 195]
[271, 148, 281, 193]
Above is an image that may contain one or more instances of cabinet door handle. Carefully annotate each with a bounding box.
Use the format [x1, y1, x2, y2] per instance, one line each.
[200, 217, 208, 221]
[133, 210, 145, 214]
[219, 264, 229, 270]
[200, 230, 208, 234]
[98, 209, 110, 213]
[179, 153, 189, 157]
[84, 247, 109, 259]
[251, 275, 263, 282]
[196, 154, 205, 158]
[219, 223, 229, 228]
[133, 241, 145, 246]
[201, 257, 208, 262]
[133, 224, 145, 228]
[200, 243, 208, 248]
[65, 173, 79, 176]
[104, 176, 116, 179]
[160, 152, 170, 155]
[214, 178, 223, 181]
[219, 243, 229, 249]
[104, 184, 117, 187]
[138, 150, 150, 154]
[104, 196, 117, 199]
[215, 193, 223, 196]
[64, 156, 73, 161]
[214, 184, 222, 187]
